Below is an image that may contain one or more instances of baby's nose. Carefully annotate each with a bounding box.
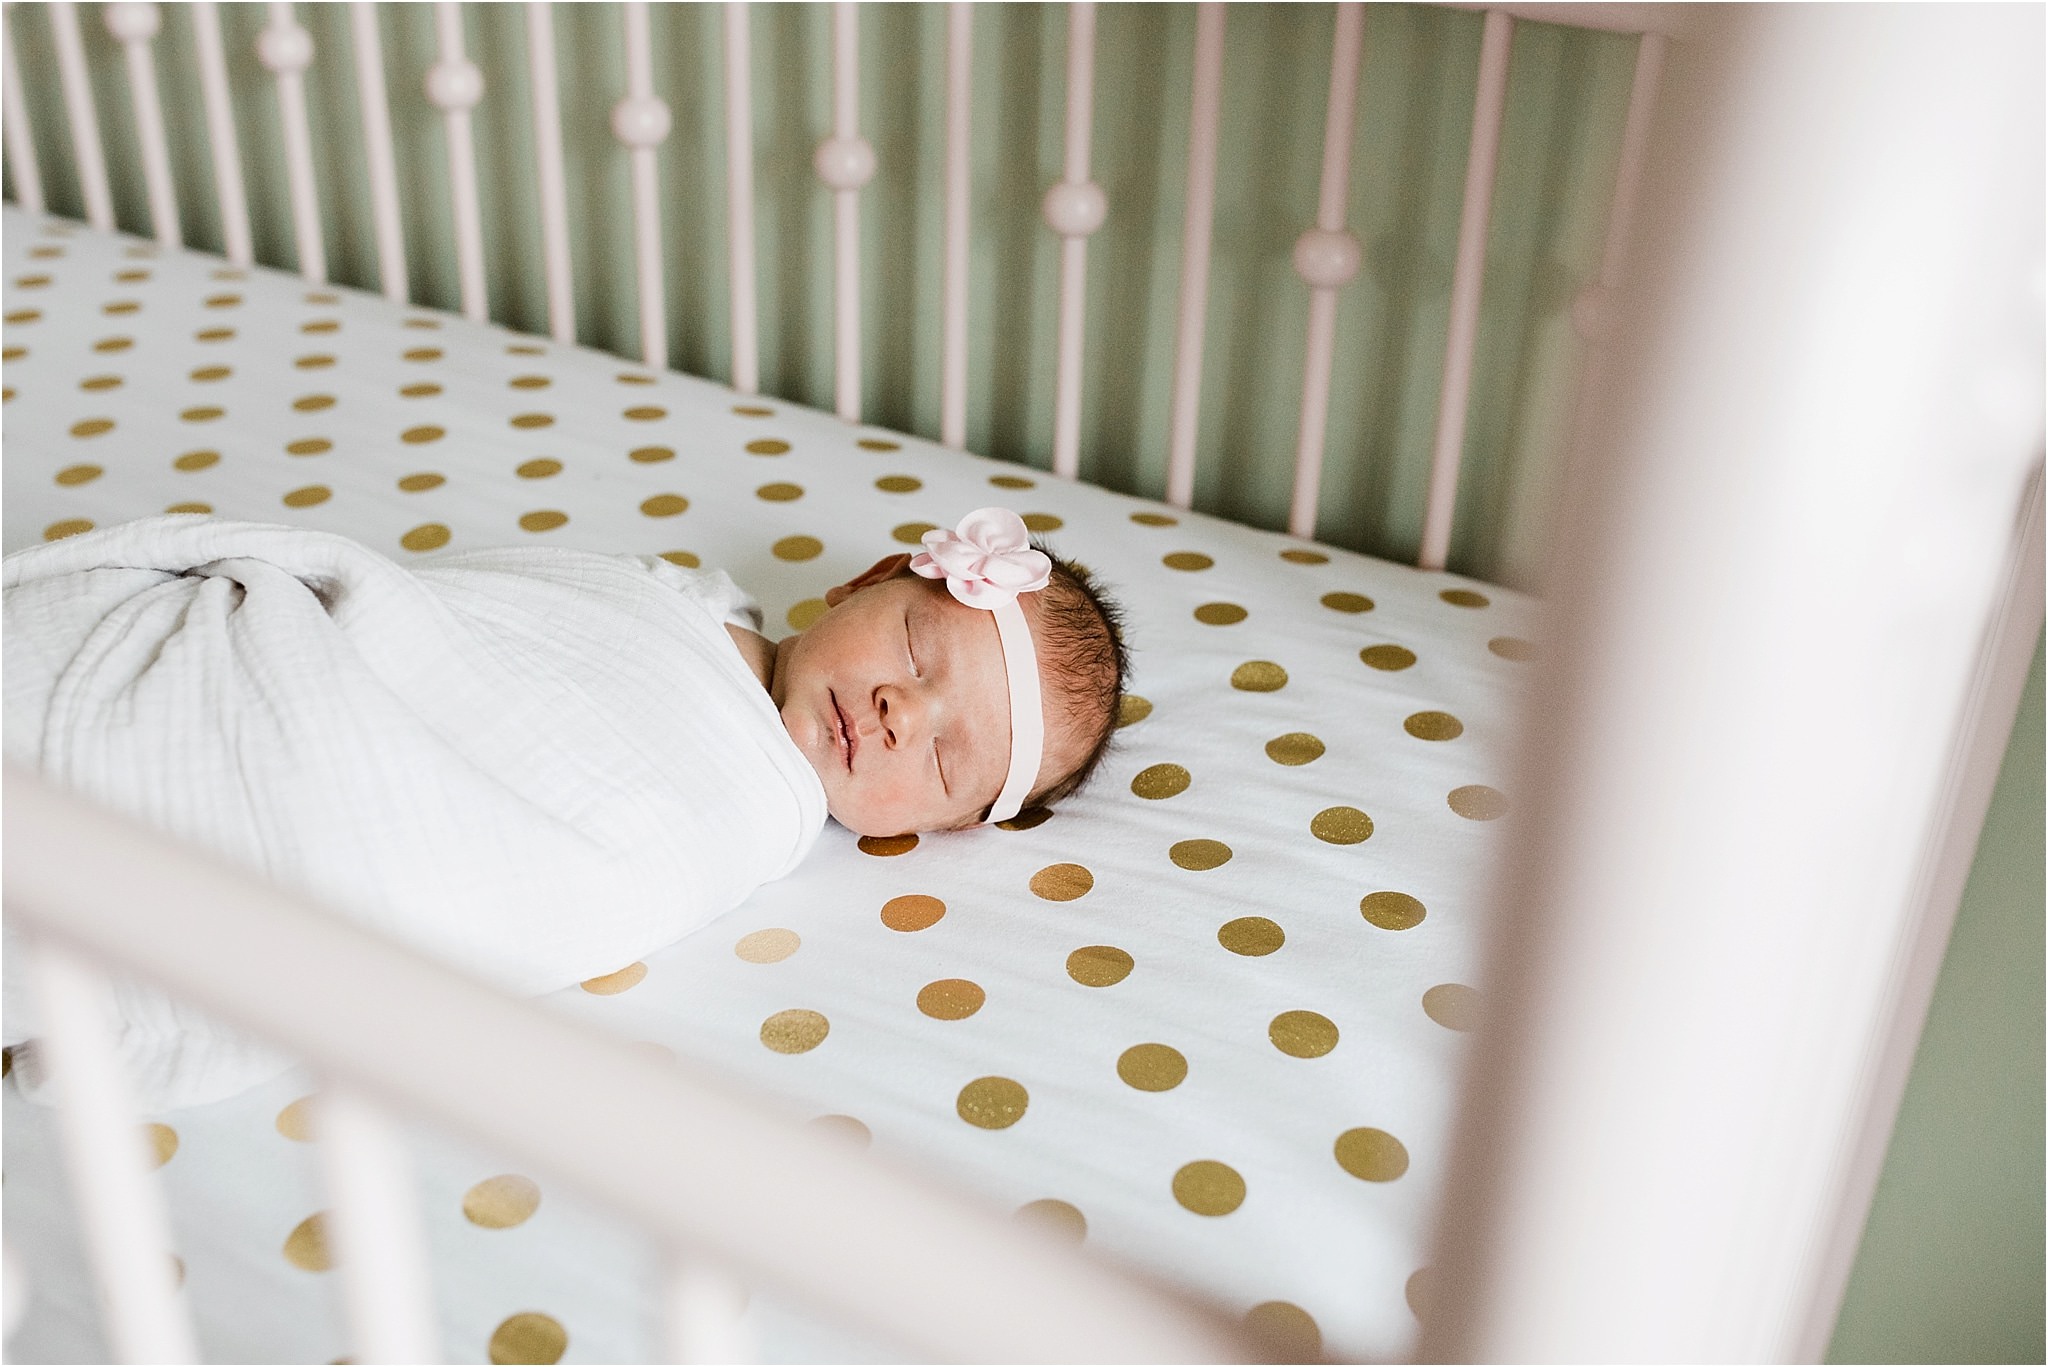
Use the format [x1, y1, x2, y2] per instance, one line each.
[875, 685, 923, 747]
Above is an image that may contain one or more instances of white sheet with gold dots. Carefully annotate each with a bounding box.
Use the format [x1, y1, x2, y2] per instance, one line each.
[1, 208, 1540, 1365]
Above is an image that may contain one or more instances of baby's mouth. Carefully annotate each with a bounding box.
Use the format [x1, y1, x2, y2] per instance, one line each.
[831, 691, 856, 770]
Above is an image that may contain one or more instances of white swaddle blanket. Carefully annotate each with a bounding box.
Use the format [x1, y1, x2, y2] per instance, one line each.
[3, 516, 827, 1110]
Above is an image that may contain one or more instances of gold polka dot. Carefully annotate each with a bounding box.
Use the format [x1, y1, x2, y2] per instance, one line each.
[301, 319, 340, 334]
[1279, 548, 1330, 566]
[1269, 1011, 1339, 1058]
[282, 486, 331, 508]
[400, 382, 441, 398]
[5, 307, 41, 323]
[1218, 916, 1283, 956]
[786, 597, 828, 630]
[55, 463, 102, 485]
[874, 474, 920, 492]
[1449, 784, 1508, 820]
[284, 1213, 331, 1271]
[1322, 591, 1374, 614]
[44, 519, 94, 541]
[70, 418, 114, 437]
[1230, 661, 1287, 692]
[1116, 1043, 1187, 1092]
[2, 345, 24, 359]
[1014, 1199, 1085, 1243]
[1170, 839, 1233, 871]
[1361, 644, 1418, 671]
[80, 374, 122, 390]
[276, 1095, 317, 1141]
[517, 458, 563, 479]
[756, 481, 803, 502]
[463, 1175, 542, 1229]
[103, 300, 140, 315]
[996, 806, 1052, 831]
[510, 413, 553, 429]
[627, 445, 675, 464]
[880, 893, 944, 930]
[189, 365, 230, 382]
[294, 355, 335, 371]
[1265, 732, 1325, 765]
[1030, 863, 1094, 901]
[2, 386, 11, 401]
[1441, 588, 1489, 608]
[14, 273, 50, 288]
[806, 1114, 870, 1148]
[731, 402, 773, 415]
[660, 550, 702, 568]
[1245, 1302, 1323, 1362]
[917, 978, 986, 1021]
[397, 473, 445, 492]
[175, 449, 220, 472]
[1130, 764, 1189, 800]
[1489, 636, 1536, 662]
[773, 535, 822, 561]
[294, 394, 336, 412]
[1334, 1127, 1409, 1181]
[735, 928, 800, 963]
[114, 267, 151, 282]
[892, 521, 939, 545]
[520, 510, 568, 532]
[488, 1312, 566, 1365]
[304, 291, 339, 305]
[510, 374, 551, 389]
[403, 347, 443, 362]
[1194, 602, 1247, 626]
[402, 524, 452, 552]
[1066, 945, 1134, 987]
[193, 328, 232, 343]
[1360, 891, 1426, 931]
[990, 474, 1036, 490]
[1405, 711, 1464, 741]
[1310, 806, 1372, 844]
[181, 405, 224, 423]
[399, 425, 445, 446]
[144, 1123, 179, 1168]
[1172, 1161, 1245, 1216]
[1424, 983, 1483, 1032]
[1021, 512, 1063, 532]
[286, 437, 332, 456]
[1131, 511, 1178, 527]
[1116, 695, 1152, 727]
[505, 343, 545, 356]
[27, 245, 62, 258]
[860, 833, 919, 856]
[856, 438, 900, 451]
[956, 1076, 1028, 1129]
[403, 317, 441, 330]
[165, 502, 212, 515]
[580, 962, 647, 995]
[1163, 551, 1213, 571]
[747, 438, 791, 455]
[623, 405, 666, 421]
[760, 1008, 830, 1054]
[641, 494, 689, 517]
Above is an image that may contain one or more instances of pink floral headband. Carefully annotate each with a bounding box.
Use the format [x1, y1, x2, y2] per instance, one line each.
[909, 508, 1051, 824]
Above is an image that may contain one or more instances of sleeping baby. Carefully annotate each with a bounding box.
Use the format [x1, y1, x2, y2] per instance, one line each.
[1, 507, 1127, 1109]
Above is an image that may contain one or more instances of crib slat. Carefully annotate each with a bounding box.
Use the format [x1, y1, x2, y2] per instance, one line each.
[616, 0, 671, 370]
[1418, 8, 1513, 572]
[316, 1084, 442, 1364]
[349, 2, 408, 303]
[940, 1, 971, 448]
[525, 4, 574, 341]
[190, 2, 252, 266]
[105, 5, 181, 248]
[666, 1257, 755, 1364]
[1572, 30, 1667, 344]
[1165, 2, 1225, 509]
[1045, 1, 1105, 480]
[430, 2, 487, 322]
[27, 939, 199, 1364]
[816, 1, 875, 422]
[2, 4, 48, 215]
[258, 2, 326, 284]
[723, 2, 758, 392]
[1287, 1, 1366, 539]
[49, 2, 114, 231]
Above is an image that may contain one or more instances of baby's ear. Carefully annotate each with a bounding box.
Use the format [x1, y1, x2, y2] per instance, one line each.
[824, 552, 914, 608]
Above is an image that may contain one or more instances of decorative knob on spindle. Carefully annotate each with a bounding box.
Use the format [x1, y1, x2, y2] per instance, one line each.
[1041, 181, 1107, 238]
[425, 59, 484, 112]
[1571, 282, 1614, 342]
[610, 95, 672, 149]
[255, 19, 313, 75]
[1292, 227, 1361, 290]
[813, 136, 876, 191]
[103, 3, 160, 42]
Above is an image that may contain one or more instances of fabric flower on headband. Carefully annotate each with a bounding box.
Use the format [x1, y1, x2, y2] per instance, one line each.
[909, 507, 1052, 608]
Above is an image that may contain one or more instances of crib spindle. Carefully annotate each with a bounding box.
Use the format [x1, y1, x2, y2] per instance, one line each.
[49, 2, 114, 232]
[1287, 1, 1366, 539]
[316, 1084, 442, 1364]
[816, 1, 874, 422]
[190, 2, 252, 267]
[429, 2, 487, 322]
[615, 0, 672, 371]
[524, 4, 574, 342]
[940, 2, 972, 449]
[258, 2, 326, 285]
[348, 2, 407, 303]
[26, 939, 198, 1364]
[666, 1256, 755, 1364]
[1166, 2, 1226, 509]
[1045, 1, 1105, 480]
[104, 4, 180, 248]
[1572, 29, 1667, 345]
[1, 4, 48, 215]
[1418, 8, 1514, 572]
[723, 2, 759, 393]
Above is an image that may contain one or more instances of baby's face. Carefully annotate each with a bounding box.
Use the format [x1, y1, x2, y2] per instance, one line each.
[772, 557, 1073, 837]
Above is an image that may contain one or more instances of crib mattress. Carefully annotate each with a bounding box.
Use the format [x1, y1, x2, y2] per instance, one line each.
[0, 208, 1537, 1364]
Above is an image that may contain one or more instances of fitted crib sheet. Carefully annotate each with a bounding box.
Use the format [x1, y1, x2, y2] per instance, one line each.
[0, 208, 1539, 1364]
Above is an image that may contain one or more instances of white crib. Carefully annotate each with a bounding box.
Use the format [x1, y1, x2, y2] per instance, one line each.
[1, 2, 2040, 1362]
